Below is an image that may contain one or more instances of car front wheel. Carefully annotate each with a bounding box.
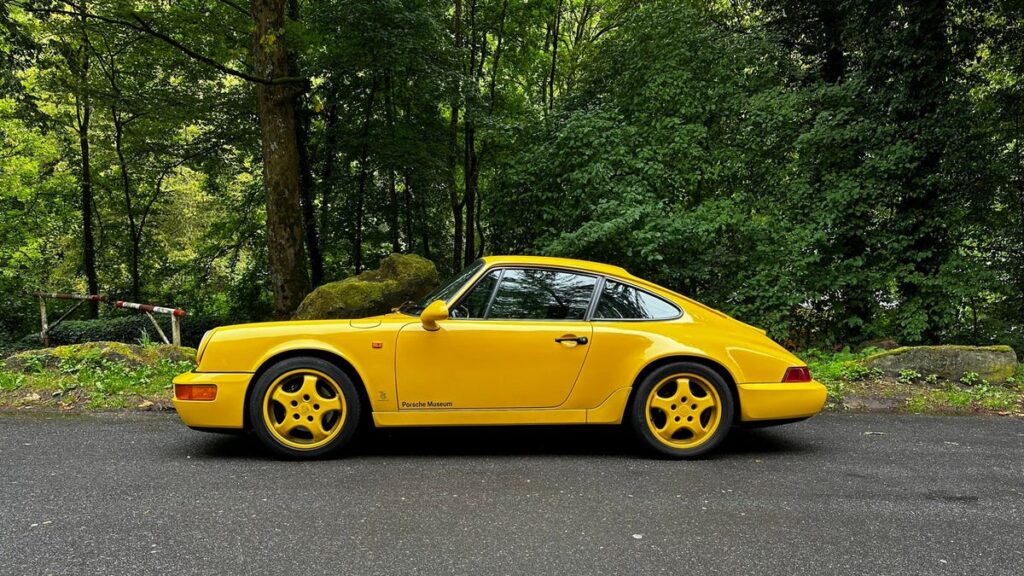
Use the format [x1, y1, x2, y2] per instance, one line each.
[248, 357, 361, 459]
[630, 362, 734, 458]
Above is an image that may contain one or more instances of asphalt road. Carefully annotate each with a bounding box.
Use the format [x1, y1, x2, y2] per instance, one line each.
[1, 412, 1022, 576]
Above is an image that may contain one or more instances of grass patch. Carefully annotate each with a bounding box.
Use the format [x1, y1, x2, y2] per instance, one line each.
[1, 342, 194, 410]
[801, 347, 1024, 416]
[802, 347, 883, 407]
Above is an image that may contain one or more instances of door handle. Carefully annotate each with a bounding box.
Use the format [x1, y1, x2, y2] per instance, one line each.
[554, 336, 588, 345]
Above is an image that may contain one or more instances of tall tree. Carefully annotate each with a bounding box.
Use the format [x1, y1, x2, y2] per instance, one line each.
[251, 0, 311, 315]
[73, 2, 99, 315]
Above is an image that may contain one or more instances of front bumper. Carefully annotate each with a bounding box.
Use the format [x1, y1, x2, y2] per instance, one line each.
[172, 371, 253, 429]
[736, 380, 827, 421]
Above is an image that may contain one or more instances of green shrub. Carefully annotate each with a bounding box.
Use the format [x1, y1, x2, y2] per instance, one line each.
[804, 347, 881, 385]
[959, 372, 983, 387]
[898, 369, 922, 384]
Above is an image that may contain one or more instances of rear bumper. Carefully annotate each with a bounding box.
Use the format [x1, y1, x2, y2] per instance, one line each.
[736, 380, 827, 421]
[172, 371, 252, 429]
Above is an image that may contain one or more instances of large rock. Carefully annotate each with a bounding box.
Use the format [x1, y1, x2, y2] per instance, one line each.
[861, 345, 1018, 383]
[294, 253, 439, 320]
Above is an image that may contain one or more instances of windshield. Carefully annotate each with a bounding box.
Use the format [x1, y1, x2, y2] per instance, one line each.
[399, 260, 484, 316]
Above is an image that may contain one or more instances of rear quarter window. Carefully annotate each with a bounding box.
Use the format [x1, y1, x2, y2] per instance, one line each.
[593, 280, 680, 320]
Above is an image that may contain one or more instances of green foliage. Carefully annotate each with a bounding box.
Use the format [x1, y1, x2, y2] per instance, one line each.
[806, 347, 1022, 413]
[0, 0, 1022, 353]
[905, 381, 1019, 414]
[1012, 365, 1024, 384]
[898, 369, 923, 385]
[1, 355, 194, 409]
[804, 347, 881, 385]
[803, 347, 882, 403]
[959, 372, 983, 387]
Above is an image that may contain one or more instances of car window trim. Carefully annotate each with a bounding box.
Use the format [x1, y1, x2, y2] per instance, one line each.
[482, 268, 506, 318]
[590, 278, 684, 322]
[583, 276, 606, 321]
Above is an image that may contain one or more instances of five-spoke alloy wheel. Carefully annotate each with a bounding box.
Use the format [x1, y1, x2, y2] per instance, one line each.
[631, 361, 733, 458]
[248, 357, 360, 458]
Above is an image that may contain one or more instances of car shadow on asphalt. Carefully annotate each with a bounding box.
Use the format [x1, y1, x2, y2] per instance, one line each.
[182, 422, 817, 461]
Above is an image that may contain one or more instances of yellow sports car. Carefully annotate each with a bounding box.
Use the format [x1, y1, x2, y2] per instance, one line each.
[173, 256, 826, 458]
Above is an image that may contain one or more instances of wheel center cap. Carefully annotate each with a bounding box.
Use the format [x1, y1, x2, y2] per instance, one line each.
[300, 404, 311, 415]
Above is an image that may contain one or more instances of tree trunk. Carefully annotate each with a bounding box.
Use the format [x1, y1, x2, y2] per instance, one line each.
[819, 5, 846, 84]
[318, 98, 339, 236]
[449, 0, 465, 272]
[463, 121, 477, 265]
[287, 0, 323, 287]
[475, 190, 485, 258]
[402, 172, 413, 253]
[411, 174, 431, 259]
[547, 0, 563, 113]
[296, 104, 323, 286]
[77, 105, 99, 315]
[74, 5, 99, 317]
[354, 79, 378, 273]
[111, 109, 141, 302]
[251, 0, 310, 316]
[462, 0, 478, 266]
[488, 0, 509, 113]
[385, 72, 400, 252]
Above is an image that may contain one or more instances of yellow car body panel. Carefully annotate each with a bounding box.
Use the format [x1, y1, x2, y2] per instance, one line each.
[172, 371, 251, 429]
[173, 255, 826, 430]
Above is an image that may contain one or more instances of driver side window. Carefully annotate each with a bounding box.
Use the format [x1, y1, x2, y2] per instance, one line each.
[488, 269, 596, 320]
[450, 268, 598, 320]
[450, 270, 501, 319]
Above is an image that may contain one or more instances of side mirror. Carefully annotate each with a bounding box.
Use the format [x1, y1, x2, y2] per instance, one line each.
[420, 299, 449, 332]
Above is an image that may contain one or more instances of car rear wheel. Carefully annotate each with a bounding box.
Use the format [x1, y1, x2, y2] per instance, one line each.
[630, 362, 733, 458]
[248, 357, 361, 459]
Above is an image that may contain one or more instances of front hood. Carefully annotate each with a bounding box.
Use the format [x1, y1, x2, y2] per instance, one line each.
[211, 311, 411, 333]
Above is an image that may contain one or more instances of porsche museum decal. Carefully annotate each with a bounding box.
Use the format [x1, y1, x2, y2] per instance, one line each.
[401, 400, 455, 408]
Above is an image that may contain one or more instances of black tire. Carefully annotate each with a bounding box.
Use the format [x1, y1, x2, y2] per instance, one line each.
[247, 356, 362, 459]
[630, 361, 734, 458]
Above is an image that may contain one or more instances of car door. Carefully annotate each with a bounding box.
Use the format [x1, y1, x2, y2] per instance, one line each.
[395, 267, 597, 409]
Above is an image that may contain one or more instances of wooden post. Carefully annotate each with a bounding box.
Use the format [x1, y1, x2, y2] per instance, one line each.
[171, 314, 181, 346]
[144, 311, 170, 344]
[38, 296, 48, 346]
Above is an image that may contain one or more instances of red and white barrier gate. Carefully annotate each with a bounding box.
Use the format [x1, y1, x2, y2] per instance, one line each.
[115, 300, 186, 346]
[32, 292, 186, 346]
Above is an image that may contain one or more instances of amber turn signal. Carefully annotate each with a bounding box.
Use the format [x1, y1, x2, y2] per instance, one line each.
[175, 384, 218, 401]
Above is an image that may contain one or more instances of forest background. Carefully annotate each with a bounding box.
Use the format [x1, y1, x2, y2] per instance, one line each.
[1, 0, 1021, 353]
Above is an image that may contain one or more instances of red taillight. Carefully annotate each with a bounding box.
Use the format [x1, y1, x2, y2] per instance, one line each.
[175, 384, 217, 401]
[782, 366, 812, 383]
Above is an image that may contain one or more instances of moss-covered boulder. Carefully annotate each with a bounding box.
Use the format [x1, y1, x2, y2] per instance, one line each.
[2, 341, 196, 373]
[861, 345, 1018, 383]
[294, 253, 439, 320]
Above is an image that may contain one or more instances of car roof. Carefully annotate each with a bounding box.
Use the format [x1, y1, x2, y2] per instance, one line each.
[481, 255, 633, 279]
